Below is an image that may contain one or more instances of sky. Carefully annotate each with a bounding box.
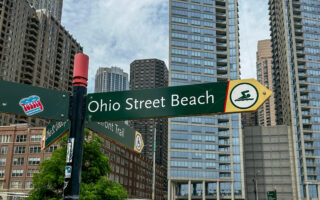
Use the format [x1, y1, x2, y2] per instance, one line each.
[62, 0, 270, 93]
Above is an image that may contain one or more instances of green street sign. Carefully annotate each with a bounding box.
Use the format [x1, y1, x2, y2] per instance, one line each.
[42, 121, 70, 149]
[267, 191, 276, 200]
[86, 121, 144, 153]
[0, 80, 69, 121]
[86, 79, 272, 121]
[41, 120, 144, 153]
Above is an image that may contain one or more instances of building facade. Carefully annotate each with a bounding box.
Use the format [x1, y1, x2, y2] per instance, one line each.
[129, 58, 168, 194]
[256, 39, 276, 127]
[0, 0, 82, 127]
[129, 59, 168, 163]
[243, 125, 296, 200]
[269, 0, 320, 199]
[27, 0, 63, 22]
[241, 112, 258, 128]
[0, 124, 57, 199]
[94, 66, 129, 93]
[169, 0, 244, 199]
[0, 124, 165, 200]
[99, 134, 165, 200]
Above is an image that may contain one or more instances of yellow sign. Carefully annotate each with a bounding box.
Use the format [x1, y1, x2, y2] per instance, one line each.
[134, 131, 144, 153]
[224, 79, 272, 113]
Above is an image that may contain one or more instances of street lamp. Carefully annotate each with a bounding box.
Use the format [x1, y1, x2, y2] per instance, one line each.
[253, 170, 260, 200]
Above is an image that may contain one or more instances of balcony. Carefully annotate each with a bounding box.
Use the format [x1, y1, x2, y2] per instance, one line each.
[298, 72, 307, 77]
[306, 162, 315, 167]
[304, 136, 313, 141]
[304, 144, 313, 149]
[218, 140, 230, 146]
[217, 59, 227, 64]
[219, 158, 230, 163]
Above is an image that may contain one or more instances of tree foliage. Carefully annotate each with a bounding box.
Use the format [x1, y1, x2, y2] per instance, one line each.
[27, 131, 128, 200]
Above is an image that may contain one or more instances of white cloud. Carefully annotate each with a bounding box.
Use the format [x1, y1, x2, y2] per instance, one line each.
[62, 0, 169, 93]
[62, 0, 270, 92]
[239, 0, 270, 79]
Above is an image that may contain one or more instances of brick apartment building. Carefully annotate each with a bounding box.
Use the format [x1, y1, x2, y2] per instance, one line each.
[0, 124, 165, 199]
[0, 124, 57, 199]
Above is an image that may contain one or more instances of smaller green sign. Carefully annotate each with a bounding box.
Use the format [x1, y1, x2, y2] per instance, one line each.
[41, 121, 144, 153]
[86, 121, 144, 153]
[0, 80, 69, 121]
[267, 191, 276, 200]
[42, 121, 70, 149]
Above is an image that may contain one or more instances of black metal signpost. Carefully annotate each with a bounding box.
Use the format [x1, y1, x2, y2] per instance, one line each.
[63, 54, 89, 200]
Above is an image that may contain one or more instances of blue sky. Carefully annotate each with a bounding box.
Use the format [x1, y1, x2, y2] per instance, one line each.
[62, 0, 270, 93]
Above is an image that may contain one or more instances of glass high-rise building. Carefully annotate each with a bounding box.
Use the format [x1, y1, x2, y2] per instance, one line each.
[269, 0, 320, 199]
[168, 0, 244, 199]
[94, 67, 129, 93]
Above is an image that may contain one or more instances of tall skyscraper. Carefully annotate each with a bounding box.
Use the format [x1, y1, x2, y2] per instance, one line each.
[256, 39, 276, 126]
[0, 0, 82, 126]
[269, 0, 320, 199]
[129, 59, 168, 164]
[94, 67, 129, 93]
[169, 0, 244, 199]
[27, 0, 63, 22]
[129, 58, 168, 193]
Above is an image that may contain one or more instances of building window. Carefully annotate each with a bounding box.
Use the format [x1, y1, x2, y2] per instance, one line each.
[0, 158, 6, 166]
[0, 180, 4, 189]
[0, 170, 5, 178]
[16, 135, 27, 142]
[14, 146, 26, 154]
[11, 169, 23, 177]
[28, 157, 40, 165]
[0, 135, 11, 143]
[13, 157, 24, 166]
[27, 169, 39, 177]
[25, 181, 33, 189]
[30, 135, 42, 142]
[29, 146, 41, 154]
[1, 146, 8, 154]
[10, 181, 22, 189]
[45, 145, 58, 153]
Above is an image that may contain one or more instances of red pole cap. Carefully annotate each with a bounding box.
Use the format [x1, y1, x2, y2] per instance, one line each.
[73, 53, 89, 87]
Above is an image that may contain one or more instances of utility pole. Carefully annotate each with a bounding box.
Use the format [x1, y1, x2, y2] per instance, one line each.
[152, 120, 157, 200]
[63, 53, 89, 200]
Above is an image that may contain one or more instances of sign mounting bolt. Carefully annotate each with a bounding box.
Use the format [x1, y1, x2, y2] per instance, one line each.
[2, 103, 7, 107]
[61, 114, 65, 117]
[263, 91, 266, 95]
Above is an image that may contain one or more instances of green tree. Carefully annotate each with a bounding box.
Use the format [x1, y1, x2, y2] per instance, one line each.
[27, 131, 128, 200]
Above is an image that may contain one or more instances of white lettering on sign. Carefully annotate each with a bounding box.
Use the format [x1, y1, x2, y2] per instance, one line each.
[87, 91, 215, 113]
[47, 121, 68, 138]
[171, 90, 214, 107]
[97, 122, 125, 138]
[88, 100, 121, 113]
[125, 97, 166, 110]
